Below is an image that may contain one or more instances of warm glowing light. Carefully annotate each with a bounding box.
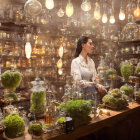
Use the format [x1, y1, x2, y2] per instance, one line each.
[94, 2, 101, 20]
[45, 0, 54, 10]
[134, 6, 140, 17]
[81, 0, 91, 12]
[66, 0, 74, 17]
[25, 42, 31, 59]
[119, 9, 125, 20]
[102, 13, 108, 23]
[57, 59, 63, 69]
[57, 8, 64, 17]
[109, 15, 115, 24]
[58, 69, 63, 75]
[58, 46, 64, 58]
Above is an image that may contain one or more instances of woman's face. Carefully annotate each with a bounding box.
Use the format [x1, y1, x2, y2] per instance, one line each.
[82, 39, 94, 54]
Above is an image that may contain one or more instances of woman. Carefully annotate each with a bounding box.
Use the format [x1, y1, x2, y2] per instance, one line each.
[71, 36, 106, 98]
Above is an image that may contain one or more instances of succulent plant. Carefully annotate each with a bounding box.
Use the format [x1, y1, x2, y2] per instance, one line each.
[120, 84, 133, 96]
[4, 92, 17, 101]
[4, 113, 25, 138]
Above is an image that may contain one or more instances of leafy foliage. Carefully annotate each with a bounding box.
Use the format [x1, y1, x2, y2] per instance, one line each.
[135, 91, 140, 103]
[136, 66, 140, 74]
[29, 123, 42, 136]
[30, 91, 46, 114]
[4, 113, 25, 138]
[120, 85, 133, 96]
[102, 89, 128, 110]
[59, 100, 92, 127]
[4, 93, 17, 101]
[106, 69, 117, 79]
[1, 70, 22, 91]
[57, 117, 66, 124]
[121, 64, 132, 82]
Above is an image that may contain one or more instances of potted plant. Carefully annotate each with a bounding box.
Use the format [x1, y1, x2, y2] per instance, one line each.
[4, 93, 17, 102]
[134, 91, 140, 103]
[4, 113, 25, 140]
[28, 122, 43, 138]
[120, 85, 133, 96]
[102, 89, 128, 110]
[59, 100, 92, 128]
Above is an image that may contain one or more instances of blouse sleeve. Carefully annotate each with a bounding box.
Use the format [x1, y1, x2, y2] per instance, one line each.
[71, 59, 94, 88]
[91, 60, 97, 82]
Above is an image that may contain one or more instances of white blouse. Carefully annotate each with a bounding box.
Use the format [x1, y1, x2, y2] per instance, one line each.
[71, 55, 97, 88]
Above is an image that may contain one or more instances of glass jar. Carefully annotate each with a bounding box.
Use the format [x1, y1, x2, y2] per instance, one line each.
[30, 77, 46, 116]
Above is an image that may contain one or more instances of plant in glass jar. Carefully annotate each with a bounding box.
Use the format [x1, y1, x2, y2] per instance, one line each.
[4, 113, 25, 139]
[30, 77, 46, 120]
[135, 62, 140, 75]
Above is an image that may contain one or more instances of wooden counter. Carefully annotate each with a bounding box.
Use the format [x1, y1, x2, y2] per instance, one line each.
[21, 102, 140, 140]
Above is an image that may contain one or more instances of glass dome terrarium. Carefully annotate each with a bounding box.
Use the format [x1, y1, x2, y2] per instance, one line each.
[30, 77, 46, 120]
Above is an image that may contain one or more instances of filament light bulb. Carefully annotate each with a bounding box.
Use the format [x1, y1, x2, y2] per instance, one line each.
[109, 15, 115, 24]
[25, 42, 32, 59]
[102, 13, 108, 23]
[94, 2, 101, 20]
[58, 46, 64, 58]
[45, 0, 54, 10]
[81, 0, 91, 12]
[66, 0, 74, 17]
[119, 9, 125, 20]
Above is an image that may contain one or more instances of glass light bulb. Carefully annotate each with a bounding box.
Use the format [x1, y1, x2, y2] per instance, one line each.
[134, 6, 140, 17]
[119, 9, 125, 20]
[58, 69, 63, 75]
[57, 59, 63, 69]
[25, 42, 32, 59]
[102, 13, 108, 23]
[45, 0, 54, 10]
[66, 1, 74, 17]
[58, 46, 64, 58]
[57, 8, 64, 17]
[109, 15, 115, 24]
[81, 0, 91, 12]
[94, 2, 101, 20]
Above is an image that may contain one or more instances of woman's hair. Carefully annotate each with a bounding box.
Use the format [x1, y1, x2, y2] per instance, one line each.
[74, 36, 91, 58]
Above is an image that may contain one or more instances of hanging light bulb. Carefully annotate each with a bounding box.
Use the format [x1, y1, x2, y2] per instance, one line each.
[109, 15, 115, 24]
[94, 2, 101, 20]
[58, 68, 63, 75]
[134, 4, 140, 17]
[57, 8, 64, 17]
[58, 46, 64, 58]
[81, 0, 91, 12]
[66, 0, 74, 17]
[57, 59, 63, 69]
[102, 13, 108, 23]
[25, 42, 32, 59]
[45, 0, 54, 10]
[119, 8, 125, 20]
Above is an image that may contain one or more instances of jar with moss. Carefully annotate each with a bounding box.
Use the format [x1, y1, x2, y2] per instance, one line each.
[30, 77, 46, 118]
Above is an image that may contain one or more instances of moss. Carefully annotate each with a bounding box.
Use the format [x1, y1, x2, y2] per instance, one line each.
[120, 85, 133, 96]
[4, 113, 25, 138]
[121, 65, 132, 82]
[59, 100, 92, 127]
[1, 70, 22, 91]
[57, 117, 66, 124]
[4, 93, 17, 101]
[29, 123, 42, 136]
[106, 69, 117, 79]
[102, 89, 128, 110]
[30, 91, 46, 114]
[136, 66, 140, 73]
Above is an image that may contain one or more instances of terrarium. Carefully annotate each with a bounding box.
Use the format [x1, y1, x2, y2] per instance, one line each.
[30, 77, 46, 120]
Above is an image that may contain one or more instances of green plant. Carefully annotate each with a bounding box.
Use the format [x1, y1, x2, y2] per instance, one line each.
[102, 89, 128, 110]
[135, 91, 140, 103]
[4, 93, 17, 101]
[57, 117, 66, 124]
[59, 100, 92, 127]
[106, 69, 117, 79]
[29, 123, 42, 136]
[30, 91, 46, 114]
[121, 64, 132, 82]
[136, 66, 140, 74]
[120, 85, 133, 96]
[1, 70, 22, 91]
[4, 113, 25, 138]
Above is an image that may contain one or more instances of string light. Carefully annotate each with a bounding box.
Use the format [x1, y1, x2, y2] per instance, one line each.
[119, 8, 125, 20]
[102, 13, 108, 23]
[25, 42, 32, 59]
[109, 15, 115, 24]
[81, 0, 91, 12]
[134, 4, 140, 17]
[94, 2, 101, 20]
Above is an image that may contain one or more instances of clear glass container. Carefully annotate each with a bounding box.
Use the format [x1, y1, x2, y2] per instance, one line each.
[30, 77, 46, 116]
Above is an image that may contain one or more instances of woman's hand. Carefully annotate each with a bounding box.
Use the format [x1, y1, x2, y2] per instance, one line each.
[96, 84, 107, 94]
